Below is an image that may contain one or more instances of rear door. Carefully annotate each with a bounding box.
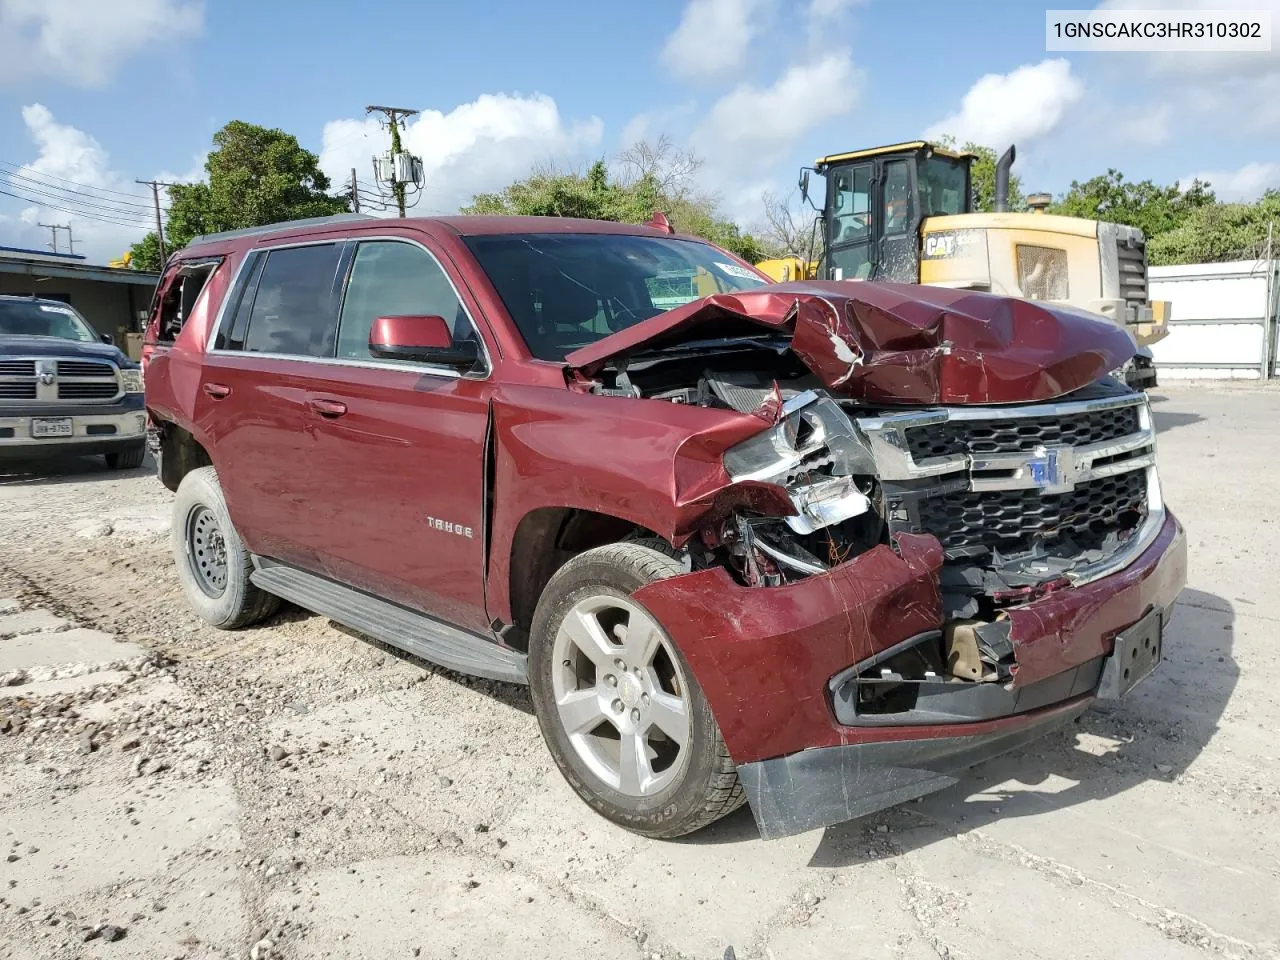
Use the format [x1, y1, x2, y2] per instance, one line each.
[301, 234, 492, 632]
[194, 240, 347, 569]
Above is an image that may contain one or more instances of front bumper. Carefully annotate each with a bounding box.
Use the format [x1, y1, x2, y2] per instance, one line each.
[0, 396, 146, 461]
[635, 512, 1186, 838]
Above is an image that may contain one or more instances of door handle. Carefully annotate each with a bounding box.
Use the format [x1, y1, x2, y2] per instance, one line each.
[203, 382, 231, 399]
[308, 398, 348, 419]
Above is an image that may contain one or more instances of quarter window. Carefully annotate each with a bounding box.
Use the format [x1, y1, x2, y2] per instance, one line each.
[241, 244, 343, 357]
[336, 240, 471, 362]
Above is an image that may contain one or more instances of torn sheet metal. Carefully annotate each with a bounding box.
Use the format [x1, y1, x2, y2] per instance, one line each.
[565, 281, 1138, 405]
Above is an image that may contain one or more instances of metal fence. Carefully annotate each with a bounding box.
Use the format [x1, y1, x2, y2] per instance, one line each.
[1149, 260, 1279, 380]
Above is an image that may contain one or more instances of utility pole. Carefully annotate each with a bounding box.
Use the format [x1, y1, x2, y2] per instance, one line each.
[58, 224, 75, 256]
[349, 168, 360, 214]
[136, 179, 176, 263]
[366, 105, 419, 217]
[37, 222, 60, 253]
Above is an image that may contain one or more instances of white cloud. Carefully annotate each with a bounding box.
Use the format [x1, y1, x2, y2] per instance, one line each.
[923, 59, 1083, 149]
[0, 0, 203, 88]
[660, 0, 772, 82]
[807, 0, 866, 20]
[1184, 162, 1280, 201]
[0, 105, 156, 263]
[319, 94, 604, 214]
[691, 52, 862, 218]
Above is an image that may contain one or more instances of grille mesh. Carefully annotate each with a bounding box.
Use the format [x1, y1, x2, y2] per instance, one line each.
[0, 359, 36, 376]
[915, 470, 1147, 554]
[57, 381, 118, 400]
[56, 359, 115, 378]
[905, 405, 1141, 460]
[0, 381, 37, 400]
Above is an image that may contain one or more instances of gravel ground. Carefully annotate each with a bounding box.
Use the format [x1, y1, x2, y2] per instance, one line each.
[1, 382, 1277, 960]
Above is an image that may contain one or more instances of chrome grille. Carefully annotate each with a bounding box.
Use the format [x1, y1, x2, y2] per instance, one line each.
[0, 381, 37, 400]
[914, 471, 1147, 554]
[905, 404, 1141, 460]
[0, 359, 35, 377]
[57, 381, 119, 400]
[56, 359, 115, 377]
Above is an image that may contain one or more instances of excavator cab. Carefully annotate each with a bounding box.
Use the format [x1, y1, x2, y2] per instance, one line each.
[808, 141, 974, 283]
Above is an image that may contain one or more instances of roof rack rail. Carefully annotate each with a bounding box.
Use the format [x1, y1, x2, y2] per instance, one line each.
[189, 213, 376, 246]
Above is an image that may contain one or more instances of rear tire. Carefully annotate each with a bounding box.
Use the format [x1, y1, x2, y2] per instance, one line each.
[170, 466, 278, 629]
[528, 541, 744, 838]
[105, 442, 146, 470]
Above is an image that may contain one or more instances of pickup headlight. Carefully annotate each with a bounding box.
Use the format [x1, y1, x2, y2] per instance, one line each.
[119, 368, 143, 393]
[723, 391, 879, 535]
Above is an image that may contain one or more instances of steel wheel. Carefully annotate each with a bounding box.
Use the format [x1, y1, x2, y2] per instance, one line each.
[550, 593, 692, 797]
[185, 504, 228, 597]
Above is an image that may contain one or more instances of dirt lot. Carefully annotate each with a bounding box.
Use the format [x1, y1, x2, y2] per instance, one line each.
[1, 382, 1277, 960]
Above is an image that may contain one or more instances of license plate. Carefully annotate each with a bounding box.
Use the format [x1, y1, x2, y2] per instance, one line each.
[31, 417, 74, 439]
[1097, 608, 1163, 699]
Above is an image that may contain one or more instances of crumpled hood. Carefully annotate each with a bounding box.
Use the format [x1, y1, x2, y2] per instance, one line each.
[565, 281, 1138, 405]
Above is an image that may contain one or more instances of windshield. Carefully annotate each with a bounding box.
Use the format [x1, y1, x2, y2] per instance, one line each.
[918, 156, 969, 217]
[463, 232, 769, 361]
[0, 300, 98, 342]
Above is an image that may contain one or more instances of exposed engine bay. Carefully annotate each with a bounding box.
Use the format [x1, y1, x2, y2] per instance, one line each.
[582, 342, 1162, 720]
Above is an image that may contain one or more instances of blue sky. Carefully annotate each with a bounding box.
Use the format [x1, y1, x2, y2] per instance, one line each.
[1, 0, 1277, 261]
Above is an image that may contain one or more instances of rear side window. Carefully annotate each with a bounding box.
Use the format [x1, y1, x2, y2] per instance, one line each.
[241, 244, 343, 357]
[151, 258, 221, 343]
[336, 240, 470, 362]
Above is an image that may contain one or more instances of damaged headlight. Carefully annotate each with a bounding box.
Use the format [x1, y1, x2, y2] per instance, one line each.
[723, 390, 880, 535]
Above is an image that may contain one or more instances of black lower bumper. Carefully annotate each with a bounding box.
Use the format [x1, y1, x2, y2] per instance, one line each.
[0, 436, 145, 462]
[738, 697, 1091, 840]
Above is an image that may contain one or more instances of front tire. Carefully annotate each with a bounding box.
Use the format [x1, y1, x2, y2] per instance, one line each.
[105, 442, 146, 470]
[528, 541, 744, 838]
[170, 466, 278, 629]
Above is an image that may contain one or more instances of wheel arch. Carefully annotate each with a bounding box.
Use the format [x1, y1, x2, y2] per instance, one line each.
[153, 417, 213, 492]
[502, 505, 672, 652]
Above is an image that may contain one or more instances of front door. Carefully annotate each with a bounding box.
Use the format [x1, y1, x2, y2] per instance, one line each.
[825, 162, 874, 281]
[302, 235, 492, 633]
[876, 157, 920, 282]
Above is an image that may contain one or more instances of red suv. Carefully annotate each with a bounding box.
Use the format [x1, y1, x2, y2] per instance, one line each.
[143, 213, 1186, 839]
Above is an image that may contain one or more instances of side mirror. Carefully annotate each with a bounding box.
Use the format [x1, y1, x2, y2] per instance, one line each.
[369, 315, 480, 370]
[799, 168, 810, 202]
[100, 333, 114, 345]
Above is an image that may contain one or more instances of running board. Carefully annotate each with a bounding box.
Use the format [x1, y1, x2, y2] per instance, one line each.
[250, 559, 528, 684]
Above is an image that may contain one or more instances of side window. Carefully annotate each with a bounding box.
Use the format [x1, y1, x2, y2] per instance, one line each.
[213, 252, 264, 351]
[829, 244, 872, 281]
[882, 160, 914, 236]
[241, 244, 343, 358]
[336, 240, 470, 362]
[831, 165, 871, 245]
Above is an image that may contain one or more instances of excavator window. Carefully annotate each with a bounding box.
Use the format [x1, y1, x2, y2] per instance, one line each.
[882, 160, 914, 235]
[831, 164, 872, 245]
[918, 156, 969, 216]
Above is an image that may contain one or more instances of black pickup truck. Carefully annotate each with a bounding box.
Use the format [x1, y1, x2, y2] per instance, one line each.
[0, 295, 146, 468]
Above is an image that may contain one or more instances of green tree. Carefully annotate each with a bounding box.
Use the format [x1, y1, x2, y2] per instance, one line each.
[464, 138, 766, 262]
[933, 136, 1024, 213]
[130, 121, 345, 271]
[1049, 169, 1216, 240]
[1148, 191, 1280, 265]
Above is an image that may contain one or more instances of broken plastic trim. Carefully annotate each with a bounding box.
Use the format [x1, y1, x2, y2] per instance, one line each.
[722, 390, 878, 536]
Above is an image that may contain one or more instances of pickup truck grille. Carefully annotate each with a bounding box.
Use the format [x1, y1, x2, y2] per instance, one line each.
[857, 388, 1156, 571]
[57, 380, 119, 400]
[0, 355, 120, 404]
[905, 404, 1141, 460]
[917, 470, 1147, 554]
[1117, 239, 1148, 307]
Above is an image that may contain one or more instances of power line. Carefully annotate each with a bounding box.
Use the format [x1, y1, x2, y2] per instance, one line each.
[0, 187, 151, 229]
[0, 174, 161, 220]
[0, 166, 159, 212]
[0, 159, 154, 202]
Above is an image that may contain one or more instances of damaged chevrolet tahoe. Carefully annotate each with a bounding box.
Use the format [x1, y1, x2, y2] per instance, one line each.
[143, 213, 1186, 840]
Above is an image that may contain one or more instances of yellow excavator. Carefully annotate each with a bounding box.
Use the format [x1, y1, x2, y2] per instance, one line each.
[755, 141, 1169, 387]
